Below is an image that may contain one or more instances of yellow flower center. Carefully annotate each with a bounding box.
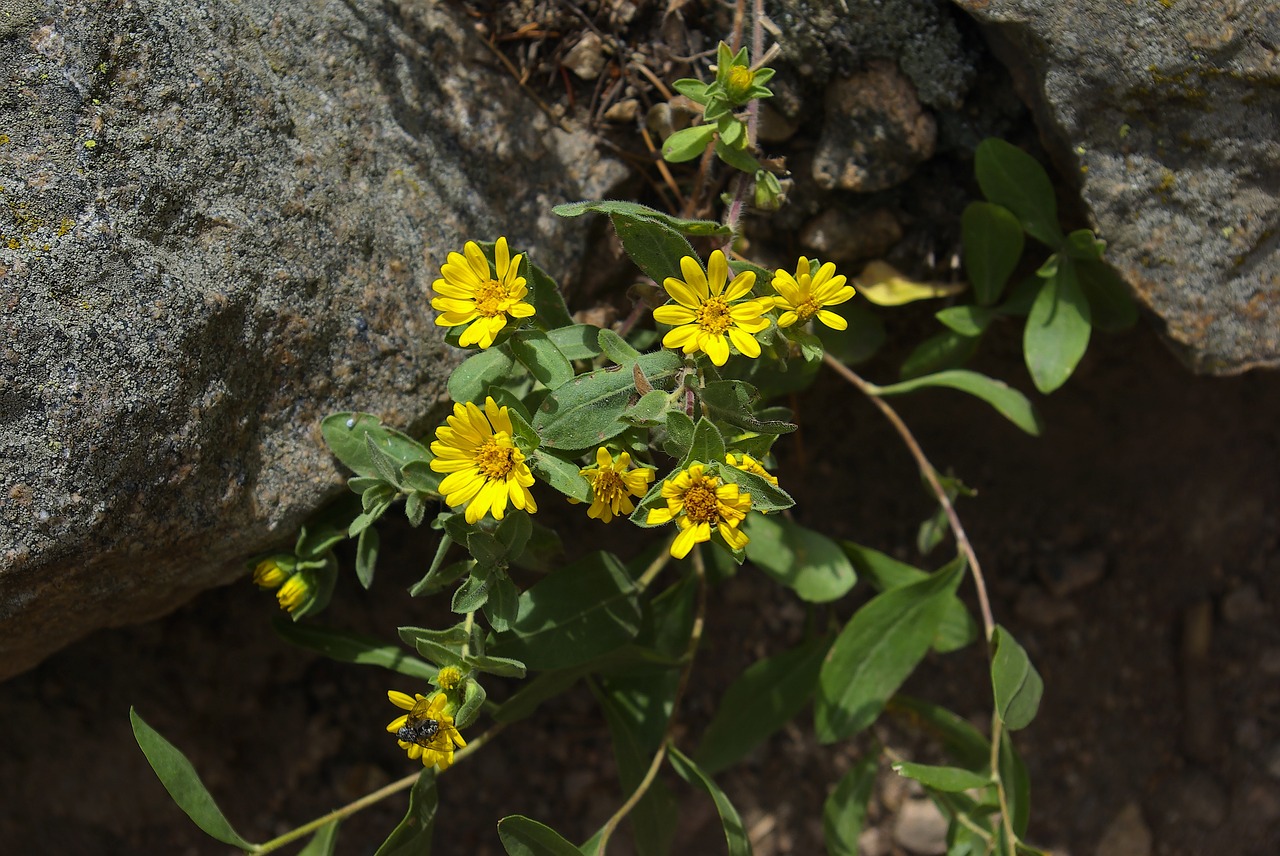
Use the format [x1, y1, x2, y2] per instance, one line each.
[682, 477, 723, 525]
[437, 666, 463, 690]
[794, 295, 823, 322]
[590, 468, 625, 501]
[695, 296, 733, 335]
[474, 278, 511, 316]
[727, 65, 755, 99]
[474, 433, 518, 479]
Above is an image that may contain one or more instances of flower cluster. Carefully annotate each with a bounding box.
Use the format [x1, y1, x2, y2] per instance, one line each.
[652, 251, 856, 365]
[251, 555, 310, 615]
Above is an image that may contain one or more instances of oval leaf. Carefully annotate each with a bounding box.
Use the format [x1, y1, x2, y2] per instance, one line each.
[129, 708, 254, 849]
[991, 625, 1043, 730]
[533, 351, 680, 450]
[962, 201, 1025, 305]
[696, 635, 833, 774]
[1024, 262, 1092, 394]
[491, 552, 642, 669]
[511, 329, 575, 389]
[611, 213, 698, 285]
[743, 516, 856, 602]
[661, 124, 717, 163]
[974, 138, 1065, 246]
[321, 413, 431, 478]
[448, 347, 518, 404]
[842, 544, 976, 654]
[892, 761, 992, 792]
[870, 369, 1043, 436]
[815, 562, 965, 743]
[498, 816, 583, 856]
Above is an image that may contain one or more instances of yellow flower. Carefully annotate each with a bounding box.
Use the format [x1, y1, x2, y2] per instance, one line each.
[725, 65, 755, 101]
[277, 575, 310, 613]
[575, 447, 656, 523]
[646, 463, 753, 558]
[771, 257, 856, 329]
[725, 452, 778, 486]
[654, 250, 771, 367]
[386, 691, 467, 770]
[430, 236, 535, 349]
[252, 556, 289, 589]
[435, 666, 464, 691]
[430, 397, 538, 524]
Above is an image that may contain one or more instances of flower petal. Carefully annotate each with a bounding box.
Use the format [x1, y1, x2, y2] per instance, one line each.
[680, 255, 710, 299]
[707, 250, 729, 296]
[728, 326, 761, 358]
[654, 304, 697, 326]
[816, 309, 848, 330]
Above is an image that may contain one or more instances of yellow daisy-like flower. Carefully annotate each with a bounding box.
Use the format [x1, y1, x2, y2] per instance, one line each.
[430, 236, 535, 349]
[386, 691, 467, 770]
[276, 575, 309, 614]
[771, 257, 856, 329]
[430, 396, 538, 524]
[654, 250, 772, 367]
[575, 447, 656, 523]
[646, 463, 753, 559]
[725, 452, 778, 486]
[252, 556, 289, 589]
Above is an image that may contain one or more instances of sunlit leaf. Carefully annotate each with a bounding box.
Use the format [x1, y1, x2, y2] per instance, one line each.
[854, 261, 966, 306]
[1024, 261, 1091, 394]
[975, 138, 1065, 246]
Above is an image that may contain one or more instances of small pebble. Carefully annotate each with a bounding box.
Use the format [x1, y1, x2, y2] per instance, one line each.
[1095, 802, 1152, 856]
[892, 798, 948, 855]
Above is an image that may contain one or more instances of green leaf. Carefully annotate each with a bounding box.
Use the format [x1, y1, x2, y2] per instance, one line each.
[274, 620, 438, 680]
[596, 682, 679, 856]
[816, 301, 886, 366]
[298, 820, 340, 856]
[408, 537, 464, 597]
[484, 573, 520, 632]
[1024, 262, 1092, 394]
[823, 756, 877, 856]
[498, 816, 584, 856]
[497, 511, 533, 558]
[667, 745, 753, 856]
[553, 200, 731, 238]
[511, 329, 575, 390]
[892, 761, 992, 792]
[530, 450, 591, 502]
[466, 653, 527, 678]
[662, 410, 695, 459]
[623, 389, 671, 427]
[842, 543, 977, 654]
[696, 635, 833, 774]
[671, 78, 712, 104]
[454, 677, 487, 729]
[1075, 259, 1137, 332]
[991, 626, 1043, 730]
[533, 350, 681, 450]
[935, 305, 998, 337]
[491, 552, 643, 669]
[373, 771, 437, 856]
[525, 256, 575, 330]
[870, 370, 1043, 437]
[1001, 730, 1032, 836]
[611, 213, 698, 286]
[452, 569, 493, 613]
[700, 380, 797, 435]
[401, 461, 442, 495]
[886, 695, 990, 769]
[448, 347, 518, 404]
[405, 491, 427, 527]
[715, 136, 761, 173]
[356, 525, 379, 589]
[129, 708, 254, 849]
[900, 330, 980, 379]
[662, 124, 717, 163]
[974, 138, 1065, 246]
[962, 201, 1025, 306]
[598, 328, 641, 364]
[714, 464, 795, 514]
[1063, 228, 1105, 261]
[815, 562, 965, 742]
[743, 516, 857, 602]
[321, 413, 431, 479]
[548, 324, 605, 360]
[683, 417, 726, 467]
[295, 496, 361, 560]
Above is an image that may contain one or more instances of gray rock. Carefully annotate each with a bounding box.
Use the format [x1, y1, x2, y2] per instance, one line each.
[891, 797, 948, 855]
[800, 206, 903, 263]
[1095, 802, 1152, 856]
[0, 0, 624, 679]
[813, 61, 937, 193]
[954, 0, 1280, 374]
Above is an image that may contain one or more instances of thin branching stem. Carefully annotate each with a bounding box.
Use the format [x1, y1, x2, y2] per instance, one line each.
[595, 546, 708, 853]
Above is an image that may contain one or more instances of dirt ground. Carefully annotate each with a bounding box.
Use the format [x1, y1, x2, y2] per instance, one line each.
[3, 2, 1279, 853]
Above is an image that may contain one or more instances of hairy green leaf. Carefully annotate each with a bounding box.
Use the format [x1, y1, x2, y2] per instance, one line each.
[553, 200, 730, 237]
[511, 329, 575, 390]
[661, 124, 717, 163]
[533, 351, 681, 450]
[611, 213, 698, 285]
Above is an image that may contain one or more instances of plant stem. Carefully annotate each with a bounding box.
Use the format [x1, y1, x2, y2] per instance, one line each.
[594, 546, 708, 853]
[460, 610, 476, 659]
[249, 721, 506, 854]
[820, 353, 995, 640]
